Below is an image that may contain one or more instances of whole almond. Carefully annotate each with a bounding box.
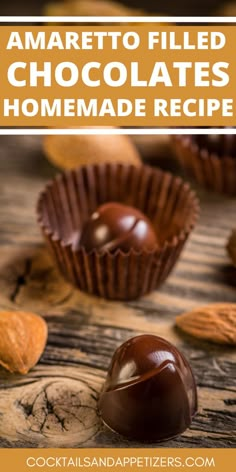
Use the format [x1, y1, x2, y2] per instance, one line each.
[44, 0, 168, 26]
[44, 127, 141, 170]
[44, 0, 144, 21]
[0, 311, 48, 374]
[176, 303, 236, 345]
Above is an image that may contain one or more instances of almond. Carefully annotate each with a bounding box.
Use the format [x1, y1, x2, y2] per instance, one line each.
[44, 127, 141, 170]
[0, 311, 48, 374]
[176, 303, 236, 345]
[44, 0, 168, 27]
[44, 0, 144, 21]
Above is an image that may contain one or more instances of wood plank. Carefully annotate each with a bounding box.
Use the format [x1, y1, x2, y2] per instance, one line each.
[0, 136, 235, 448]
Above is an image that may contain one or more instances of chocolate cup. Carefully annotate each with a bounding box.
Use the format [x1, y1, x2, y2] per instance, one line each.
[37, 163, 199, 301]
[173, 135, 236, 195]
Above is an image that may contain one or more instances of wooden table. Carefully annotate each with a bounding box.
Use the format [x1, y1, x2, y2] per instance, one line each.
[0, 136, 235, 448]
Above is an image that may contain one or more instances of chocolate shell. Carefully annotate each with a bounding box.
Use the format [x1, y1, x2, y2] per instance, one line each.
[79, 202, 158, 253]
[99, 334, 197, 441]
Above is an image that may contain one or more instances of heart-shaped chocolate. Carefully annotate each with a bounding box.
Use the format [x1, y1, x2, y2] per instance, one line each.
[99, 334, 197, 441]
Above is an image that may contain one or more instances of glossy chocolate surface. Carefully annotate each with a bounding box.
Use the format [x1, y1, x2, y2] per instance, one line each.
[193, 134, 236, 157]
[99, 334, 197, 441]
[79, 202, 158, 253]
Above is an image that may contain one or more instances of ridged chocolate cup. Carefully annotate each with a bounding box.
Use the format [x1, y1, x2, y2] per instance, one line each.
[37, 163, 199, 301]
[173, 135, 236, 195]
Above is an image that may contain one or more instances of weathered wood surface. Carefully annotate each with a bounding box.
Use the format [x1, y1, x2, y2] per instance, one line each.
[0, 135, 235, 448]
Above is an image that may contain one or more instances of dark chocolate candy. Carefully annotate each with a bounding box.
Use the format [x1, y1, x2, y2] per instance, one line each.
[79, 202, 158, 253]
[99, 334, 197, 441]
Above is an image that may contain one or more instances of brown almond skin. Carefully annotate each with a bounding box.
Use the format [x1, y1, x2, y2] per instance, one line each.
[176, 303, 236, 346]
[0, 311, 48, 374]
[43, 128, 141, 170]
[44, 0, 144, 18]
[99, 335, 197, 441]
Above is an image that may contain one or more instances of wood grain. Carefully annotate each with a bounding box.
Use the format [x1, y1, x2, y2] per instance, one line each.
[0, 135, 235, 448]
